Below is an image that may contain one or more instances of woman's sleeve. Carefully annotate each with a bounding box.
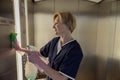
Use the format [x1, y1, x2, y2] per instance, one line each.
[40, 40, 52, 57]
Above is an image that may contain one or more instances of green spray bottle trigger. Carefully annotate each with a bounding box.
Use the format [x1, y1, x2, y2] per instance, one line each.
[9, 33, 17, 48]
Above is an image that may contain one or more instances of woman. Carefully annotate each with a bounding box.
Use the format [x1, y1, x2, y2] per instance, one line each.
[14, 12, 83, 80]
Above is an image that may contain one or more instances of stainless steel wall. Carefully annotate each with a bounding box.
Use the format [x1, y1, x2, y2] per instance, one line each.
[0, 0, 17, 80]
[0, 24, 17, 80]
[33, 0, 120, 80]
[27, 0, 34, 45]
[0, 49, 17, 80]
[34, 0, 55, 49]
[19, 0, 27, 47]
[0, 0, 14, 20]
[96, 0, 116, 80]
[75, 1, 98, 80]
[95, 0, 120, 80]
[0, 0, 15, 49]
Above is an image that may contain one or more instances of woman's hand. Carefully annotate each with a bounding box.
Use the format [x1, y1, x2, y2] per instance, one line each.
[27, 51, 48, 72]
[28, 51, 40, 64]
[13, 39, 22, 51]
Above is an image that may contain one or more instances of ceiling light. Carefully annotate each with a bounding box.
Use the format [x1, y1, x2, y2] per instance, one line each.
[32, 0, 46, 3]
[88, 0, 103, 3]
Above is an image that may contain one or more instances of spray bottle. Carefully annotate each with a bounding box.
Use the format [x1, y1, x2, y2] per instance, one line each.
[9, 32, 17, 48]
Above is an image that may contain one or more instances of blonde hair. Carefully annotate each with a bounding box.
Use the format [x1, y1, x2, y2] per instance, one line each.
[53, 12, 76, 33]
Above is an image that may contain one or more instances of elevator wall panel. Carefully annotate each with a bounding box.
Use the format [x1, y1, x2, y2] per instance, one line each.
[96, 1, 117, 80]
[106, 1, 120, 80]
[75, 1, 98, 80]
[34, 0, 55, 49]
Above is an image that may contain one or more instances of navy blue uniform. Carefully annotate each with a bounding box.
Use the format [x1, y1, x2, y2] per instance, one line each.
[40, 37, 83, 80]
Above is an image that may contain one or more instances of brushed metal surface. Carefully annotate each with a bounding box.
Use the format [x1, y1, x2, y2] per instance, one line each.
[34, 0, 54, 13]
[28, 0, 35, 45]
[0, 49, 17, 80]
[75, 1, 98, 80]
[106, 1, 120, 80]
[19, 0, 27, 48]
[0, 0, 14, 20]
[55, 0, 78, 13]
[0, 25, 15, 49]
[95, 0, 120, 80]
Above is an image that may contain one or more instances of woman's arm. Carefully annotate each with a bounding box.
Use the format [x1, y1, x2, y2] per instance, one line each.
[13, 39, 48, 72]
[39, 63, 68, 80]
[28, 52, 68, 80]
[13, 39, 40, 55]
[14, 39, 68, 80]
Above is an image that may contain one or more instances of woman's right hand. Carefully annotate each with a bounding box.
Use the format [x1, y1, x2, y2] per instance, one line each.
[13, 39, 22, 51]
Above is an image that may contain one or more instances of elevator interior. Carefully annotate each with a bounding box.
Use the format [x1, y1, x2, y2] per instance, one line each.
[0, 0, 120, 80]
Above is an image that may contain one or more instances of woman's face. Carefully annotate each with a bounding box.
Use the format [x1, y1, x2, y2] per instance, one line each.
[53, 16, 64, 35]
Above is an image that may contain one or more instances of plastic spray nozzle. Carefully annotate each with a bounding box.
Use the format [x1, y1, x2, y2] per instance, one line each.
[9, 32, 17, 48]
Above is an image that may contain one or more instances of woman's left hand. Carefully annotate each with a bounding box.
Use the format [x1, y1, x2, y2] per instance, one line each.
[28, 51, 41, 65]
[28, 51, 46, 72]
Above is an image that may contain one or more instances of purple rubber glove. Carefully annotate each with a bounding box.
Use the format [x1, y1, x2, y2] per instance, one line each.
[27, 51, 48, 72]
